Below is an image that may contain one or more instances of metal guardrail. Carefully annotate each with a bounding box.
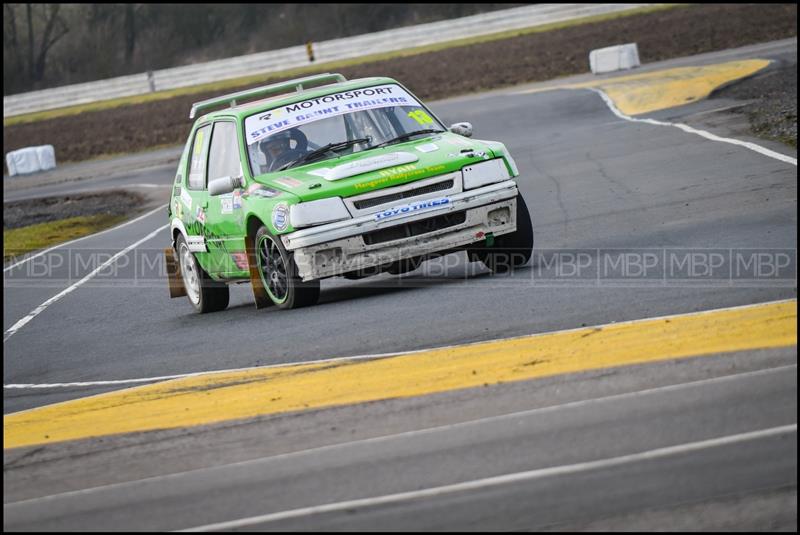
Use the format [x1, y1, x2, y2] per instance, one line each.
[3, 4, 654, 118]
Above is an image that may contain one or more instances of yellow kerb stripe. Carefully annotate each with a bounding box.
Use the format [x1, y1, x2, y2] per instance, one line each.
[524, 59, 771, 115]
[4, 300, 796, 449]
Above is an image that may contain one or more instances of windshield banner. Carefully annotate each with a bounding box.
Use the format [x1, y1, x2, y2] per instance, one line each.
[245, 84, 421, 144]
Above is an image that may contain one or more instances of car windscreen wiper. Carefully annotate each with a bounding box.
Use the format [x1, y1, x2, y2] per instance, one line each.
[371, 129, 444, 150]
[278, 137, 371, 171]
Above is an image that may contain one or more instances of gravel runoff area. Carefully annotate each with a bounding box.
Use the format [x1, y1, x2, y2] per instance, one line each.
[3, 190, 148, 229]
[3, 3, 797, 164]
[712, 59, 797, 148]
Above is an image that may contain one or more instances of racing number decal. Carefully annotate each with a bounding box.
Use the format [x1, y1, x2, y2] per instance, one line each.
[408, 110, 434, 126]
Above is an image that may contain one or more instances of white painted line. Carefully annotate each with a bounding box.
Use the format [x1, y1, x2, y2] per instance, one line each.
[5, 365, 795, 508]
[179, 424, 797, 531]
[2, 350, 417, 390]
[4, 298, 796, 390]
[3, 224, 169, 343]
[3, 204, 168, 273]
[589, 88, 797, 166]
[126, 183, 171, 188]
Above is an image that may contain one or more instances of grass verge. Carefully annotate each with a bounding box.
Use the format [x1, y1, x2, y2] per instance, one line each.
[3, 4, 681, 127]
[4, 214, 128, 262]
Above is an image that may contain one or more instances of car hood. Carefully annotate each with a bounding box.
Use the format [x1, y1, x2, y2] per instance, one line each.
[252, 133, 501, 202]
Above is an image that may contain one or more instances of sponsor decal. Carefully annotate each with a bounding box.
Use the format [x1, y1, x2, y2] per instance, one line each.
[374, 197, 450, 222]
[233, 190, 242, 209]
[416, 143, 439, 153]
[173, 198, 184, 220]
[353, 164, 448, 190]
[220, 195, 233, 214]
[272, 203, 289, 231]
[195, 206, 206, 225]
[180, 188, 193, 210]
[245, 84, 422, 144]
[307, 168, 331, 178]
[354, 176, 392, 190]
[253, 188, 280, 198]
[378, 163, 417, 178]
[407, 110, 435, 126]
[325, 151, 419, 181]
[243, 183, 280, 198]
[274, 176, 303, 189]
[231, 252, 249, 270]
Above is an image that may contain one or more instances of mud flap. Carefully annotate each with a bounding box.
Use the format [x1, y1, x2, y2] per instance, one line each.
[245, 235, 273, 309]
[165, 247, 187, 298]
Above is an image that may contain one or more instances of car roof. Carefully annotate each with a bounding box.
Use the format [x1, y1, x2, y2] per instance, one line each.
[197, 76, 400, 123]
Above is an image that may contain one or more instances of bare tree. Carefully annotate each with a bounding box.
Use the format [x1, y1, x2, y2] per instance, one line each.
[124, 4, 140, 66]
[8, 3, 70, 87]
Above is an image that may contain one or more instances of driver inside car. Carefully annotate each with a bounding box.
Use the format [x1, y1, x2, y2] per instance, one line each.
[259, 128, 307, 173]
[259, 130, 292, 173]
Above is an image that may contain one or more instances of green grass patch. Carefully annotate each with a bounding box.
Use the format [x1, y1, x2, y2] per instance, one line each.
[4, 214, 128, 262]
[4, 4, 682, 127]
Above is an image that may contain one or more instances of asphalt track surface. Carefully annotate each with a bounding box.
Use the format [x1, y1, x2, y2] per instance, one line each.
[3, 42, 797, 530]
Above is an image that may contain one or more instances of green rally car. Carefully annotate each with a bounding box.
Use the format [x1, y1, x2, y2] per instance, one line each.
[166, 73, 533, 313]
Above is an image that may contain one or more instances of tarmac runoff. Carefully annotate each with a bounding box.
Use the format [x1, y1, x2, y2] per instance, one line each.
[4, 299, 796, 450]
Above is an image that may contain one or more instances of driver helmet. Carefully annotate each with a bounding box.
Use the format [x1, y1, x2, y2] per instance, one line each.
[259, 130, 292, 160]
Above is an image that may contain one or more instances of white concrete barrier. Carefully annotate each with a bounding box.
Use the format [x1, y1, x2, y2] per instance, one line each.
[6, 145, 57, 176]
[589, 43, 641, 74]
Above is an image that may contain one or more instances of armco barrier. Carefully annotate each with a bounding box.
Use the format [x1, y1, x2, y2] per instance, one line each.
[4, 4, 654, 117]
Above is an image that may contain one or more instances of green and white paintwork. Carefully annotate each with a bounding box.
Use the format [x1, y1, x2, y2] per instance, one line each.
[168, 76, 518, 280]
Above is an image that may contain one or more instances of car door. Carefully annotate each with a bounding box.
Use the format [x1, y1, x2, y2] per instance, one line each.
[204, 120, 248, 277]
[180, 123, 213, 271]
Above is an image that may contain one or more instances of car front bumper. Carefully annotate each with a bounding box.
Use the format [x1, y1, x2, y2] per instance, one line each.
[283, 180, 519, 281]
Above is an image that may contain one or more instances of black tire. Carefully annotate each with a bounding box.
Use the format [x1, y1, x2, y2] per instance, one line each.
[472, 194, 534, 273]
[254, 225, 320, 309]
[176, 235, 229, 313]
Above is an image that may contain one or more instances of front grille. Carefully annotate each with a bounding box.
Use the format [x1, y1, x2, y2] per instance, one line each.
[362, 211, 467, 246]
[353, 180, 454, 210]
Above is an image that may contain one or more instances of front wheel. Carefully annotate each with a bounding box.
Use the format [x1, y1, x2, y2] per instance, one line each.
[255, 226, 320, 309]
[472, 194, 534, 273]
[176, 235, 229, 313]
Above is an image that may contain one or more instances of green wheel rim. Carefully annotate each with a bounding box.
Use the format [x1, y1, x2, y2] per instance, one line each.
[257, 234, 289, 304]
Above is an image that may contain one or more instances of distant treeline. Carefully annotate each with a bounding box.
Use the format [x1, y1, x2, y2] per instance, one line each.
[3, 3, 521, 95]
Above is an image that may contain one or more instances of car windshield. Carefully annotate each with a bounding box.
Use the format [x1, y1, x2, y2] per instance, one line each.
[244, 83, 445, 176]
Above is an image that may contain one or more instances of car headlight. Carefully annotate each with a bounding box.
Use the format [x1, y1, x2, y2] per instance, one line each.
[462, 158, 511, 190]
[290, 197, 351, 228]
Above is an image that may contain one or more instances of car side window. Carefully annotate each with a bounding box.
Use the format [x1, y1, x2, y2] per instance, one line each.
[207, 121, 242, 184]
[187, 124, 211, 190]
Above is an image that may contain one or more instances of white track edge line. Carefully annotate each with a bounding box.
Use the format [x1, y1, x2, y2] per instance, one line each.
[3, 203, 168, 273]
[3, 224, 169, 343]
[588, 87, 797, 166]
[179, 424, 798, 531]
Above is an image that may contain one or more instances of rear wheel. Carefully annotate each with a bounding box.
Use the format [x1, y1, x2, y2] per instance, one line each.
[176, 235, 229, 313]
[255, 226, 320, 309]
[472, 194, 534, 273]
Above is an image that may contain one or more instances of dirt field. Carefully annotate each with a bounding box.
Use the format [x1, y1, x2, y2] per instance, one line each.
[4, 190, 147, 229]
[713, 59, 798, 147]
[3, 3, 797, 164]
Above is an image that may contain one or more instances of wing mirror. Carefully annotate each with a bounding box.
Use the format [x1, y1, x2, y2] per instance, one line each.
[208, 175, 243, 196]
[449, 122, 473, 138]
